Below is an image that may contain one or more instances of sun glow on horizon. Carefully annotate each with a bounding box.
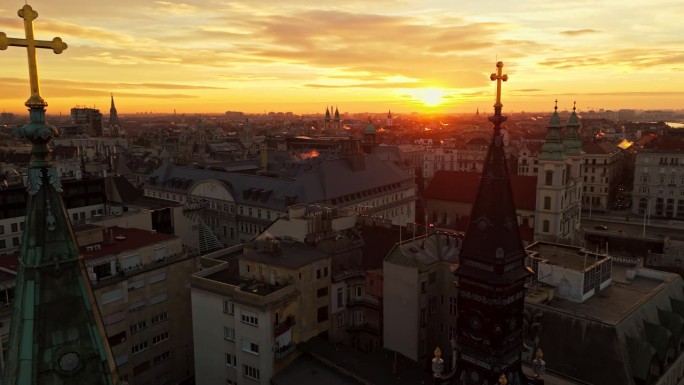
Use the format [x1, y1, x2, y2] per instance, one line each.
[403, 88, 448, 108]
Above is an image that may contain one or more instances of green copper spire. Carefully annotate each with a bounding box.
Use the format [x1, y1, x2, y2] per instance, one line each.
[1, 4, 119, 385]
[540, 99, 566, 160]
[563, 101, 583, 156]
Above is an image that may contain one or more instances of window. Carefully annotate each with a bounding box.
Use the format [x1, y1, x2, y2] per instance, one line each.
[133, 361, 150, 376]
[317, 305, 329, 323]
[154, 351, 171, 366]
[129, 300, 145, 312]
[324, 267, 328, 277]
[101, 288, 124, 304]
[150, 292, 167, 305]
[420, 307, 427, 326]
[225, 353, 237, 367]
[128, 279, 144, 292]
[12, 237, 19, 247]
[11, 223, 17, 233]
[224, 327, 235, 341]
[317, 287, 328, 298]
[148, 271, 166, 284]
[429, 271, 437, 284]
[243, 365, 260, 380]
[241, 311, 258, 326]
[241, 339, 259, 355]
[132, 341, 148, 354]
[316, 269, 321, 279]
[130, 320, 147, 334]
[224, 300, 235, 314]
[542, 220, 550, 233]
[152, 312, 168, 324]
[337, 314, 345, 327]
[337, 288, 343, 308]
[545, 171, 553, 186]
[543, 197, 551, 210]
[152, 331, 169, 345]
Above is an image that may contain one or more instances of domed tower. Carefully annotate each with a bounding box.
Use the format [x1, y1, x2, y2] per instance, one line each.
[362, 117, 376, 154]
[535, 100, 573, 243]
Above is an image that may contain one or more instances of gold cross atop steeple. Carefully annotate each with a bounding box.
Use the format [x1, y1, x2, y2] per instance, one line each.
[0, 4, 68, 108]
[490, 61, 508, 108]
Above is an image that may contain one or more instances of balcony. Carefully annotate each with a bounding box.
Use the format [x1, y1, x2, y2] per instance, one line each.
[274, 315, 296, 337]
[346, 296, 381, 310]
[274, 342, 296, 359]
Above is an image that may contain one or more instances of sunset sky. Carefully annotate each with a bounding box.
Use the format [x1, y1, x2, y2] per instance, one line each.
[1, 0, 683, 115]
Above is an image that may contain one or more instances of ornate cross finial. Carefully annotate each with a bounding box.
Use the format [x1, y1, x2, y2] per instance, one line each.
[0, 4, 68, 108]
[490, 61, 508, 108]
[554, 99, 558, 112]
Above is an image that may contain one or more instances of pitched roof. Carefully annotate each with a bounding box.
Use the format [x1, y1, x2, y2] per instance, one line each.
[582, 140, 618, 155]
[423, 170, 537, 210]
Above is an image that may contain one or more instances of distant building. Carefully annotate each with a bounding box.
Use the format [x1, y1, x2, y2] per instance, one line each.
[632, 135, 684, 219]
[582, 140, 623, 213]
[71, 107, 103, 137]
[423, 170, 537, 242]
[0, 177, 106, 256]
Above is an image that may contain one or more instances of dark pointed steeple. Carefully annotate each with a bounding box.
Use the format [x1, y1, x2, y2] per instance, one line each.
[334, 106, 340, 122]
[539, 100, 565, 160]
[451, 62, 535, 385]
[0, 5, 119, 384]
[563, 101, 582, 156]
[107, 93, 120, 136]
[325, 106, 331, 121]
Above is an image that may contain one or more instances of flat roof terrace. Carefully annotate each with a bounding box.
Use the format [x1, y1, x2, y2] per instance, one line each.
[528, 241, 608, 271]
[542, 265, 676, 324]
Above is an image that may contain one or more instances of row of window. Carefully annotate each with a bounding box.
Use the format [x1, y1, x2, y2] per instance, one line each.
[0, 221, 24, 235]
[225, 356, 261, 380]
[131, 331, 170, 355]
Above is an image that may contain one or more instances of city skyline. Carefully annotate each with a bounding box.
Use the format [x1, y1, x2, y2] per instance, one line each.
[1, 0, 683, 115]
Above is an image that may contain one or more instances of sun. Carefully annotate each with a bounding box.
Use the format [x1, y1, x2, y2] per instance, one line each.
[405, 88, 448, 107]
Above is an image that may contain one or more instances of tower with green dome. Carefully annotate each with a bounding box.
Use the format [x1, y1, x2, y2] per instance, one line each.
[362, 118, 376, 154]
[535, 101, 581, 244]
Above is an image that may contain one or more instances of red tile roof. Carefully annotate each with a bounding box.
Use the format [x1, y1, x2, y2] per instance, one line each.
[424, 170, 537, 210]
[82, 227, 178, 260]
[643, 135, 684, 151]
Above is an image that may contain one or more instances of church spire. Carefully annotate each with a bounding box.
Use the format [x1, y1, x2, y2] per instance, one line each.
[452, 61, 534, 385]
[563, 101, 582, 156]
[0, 5, 119, 384]
[334, 105, 340, 122]
[539, 99, 565, 160]
[324, 106, 331, 121]
[108, 92, 119, 132]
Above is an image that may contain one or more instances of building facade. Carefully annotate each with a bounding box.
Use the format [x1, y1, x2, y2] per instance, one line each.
[631, 135, 684, 219]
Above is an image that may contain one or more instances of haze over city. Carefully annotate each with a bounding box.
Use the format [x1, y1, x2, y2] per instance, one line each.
[1, 0, 683, 115]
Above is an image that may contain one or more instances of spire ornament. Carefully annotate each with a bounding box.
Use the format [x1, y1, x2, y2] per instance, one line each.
[0, 4, 68, 108]
[490, 61, 508, 108]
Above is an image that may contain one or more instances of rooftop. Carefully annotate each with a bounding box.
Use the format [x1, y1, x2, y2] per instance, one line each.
[527, 242, 608, 272]
[542, 264, 673, 325]
[81, 226, 178, 260]
[241, 240, 330, 270]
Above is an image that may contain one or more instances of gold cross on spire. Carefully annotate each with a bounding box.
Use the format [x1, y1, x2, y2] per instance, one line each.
[490, 61, 508, 108]
[0, 4, 68, 108]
